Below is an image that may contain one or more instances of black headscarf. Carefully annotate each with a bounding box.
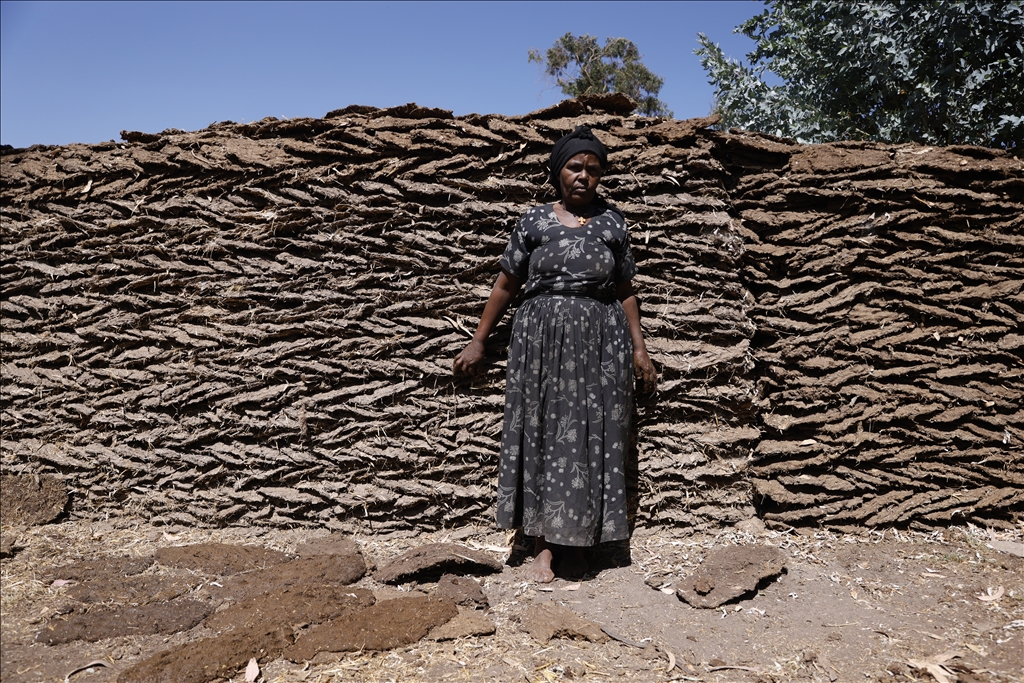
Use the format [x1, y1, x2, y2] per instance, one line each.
[549, 125, 608, 194]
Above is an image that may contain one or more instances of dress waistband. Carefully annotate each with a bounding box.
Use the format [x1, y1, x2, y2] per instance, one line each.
[523, 289, 616, 305]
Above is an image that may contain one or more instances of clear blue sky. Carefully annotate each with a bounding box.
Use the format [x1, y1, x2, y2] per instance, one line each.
[1, 1, 765, 148]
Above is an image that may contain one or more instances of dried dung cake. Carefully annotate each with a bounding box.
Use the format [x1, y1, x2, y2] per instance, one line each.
[45, 554, 154, 581]
[36, 600, 212, 645]
[376, 543, 503, 584]
[522, 602, 608, 643]
[204, 586, 374, 631]
[294, 533, 362, 557]
[154, 543, 291, 575]
[66, 574, 195, 605]
[0, 474, 67, 525]
[435, 573, 489, 608]
[210, 554, 367, 601]
[284, 596, 458, 660]
[117, 624, 295, 683]
[675, 545, 786, 608]
[427, 607, 496, 640]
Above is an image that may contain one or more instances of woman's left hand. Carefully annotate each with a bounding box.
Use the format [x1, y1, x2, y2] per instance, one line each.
[633, 347, 657, 394]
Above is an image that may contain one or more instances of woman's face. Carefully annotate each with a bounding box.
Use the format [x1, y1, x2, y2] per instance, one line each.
[559, 152, 603, 207]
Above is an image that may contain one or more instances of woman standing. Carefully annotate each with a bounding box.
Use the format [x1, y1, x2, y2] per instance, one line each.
[454, 125, 656, 582]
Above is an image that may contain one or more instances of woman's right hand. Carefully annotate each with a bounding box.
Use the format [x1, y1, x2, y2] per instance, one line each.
[453, 339, 486, 377]
[452, 271, 521, 378]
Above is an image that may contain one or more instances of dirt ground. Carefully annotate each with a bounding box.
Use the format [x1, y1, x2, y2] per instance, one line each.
[1, 519, 1021, 683]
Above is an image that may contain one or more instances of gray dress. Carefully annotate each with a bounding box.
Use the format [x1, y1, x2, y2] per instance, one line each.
[496, 202, 636, 547]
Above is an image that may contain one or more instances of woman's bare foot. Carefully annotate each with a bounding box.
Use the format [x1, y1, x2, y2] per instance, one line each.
[525, 537, 555, 583]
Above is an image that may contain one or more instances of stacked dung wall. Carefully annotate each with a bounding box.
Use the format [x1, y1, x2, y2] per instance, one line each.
[721, 134, 1024, 530]
[1, 96, 758, 532]
[2, 97, 1021, 532]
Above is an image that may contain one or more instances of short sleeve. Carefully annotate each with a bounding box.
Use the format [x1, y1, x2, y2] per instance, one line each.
[499, 218, 531, 280]
[613, 219, 637, 283]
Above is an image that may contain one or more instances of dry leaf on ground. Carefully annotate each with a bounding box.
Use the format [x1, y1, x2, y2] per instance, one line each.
[63, 660, 108, 683]
[975, 586, 1004, 602]
[907, 650, 964, 683]
[244, 657, 260, 682]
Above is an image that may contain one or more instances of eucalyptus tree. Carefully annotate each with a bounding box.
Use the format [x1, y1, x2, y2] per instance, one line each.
[696, 1, 1023, 147]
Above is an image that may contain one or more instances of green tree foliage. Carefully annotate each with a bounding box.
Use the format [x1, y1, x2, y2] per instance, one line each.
[529, 33, 673, 117]
[696, 1, 1024, 147]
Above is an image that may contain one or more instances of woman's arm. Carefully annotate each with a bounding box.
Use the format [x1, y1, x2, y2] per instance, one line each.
[453, 270, 523, 376]
[616, 279, 657, 393]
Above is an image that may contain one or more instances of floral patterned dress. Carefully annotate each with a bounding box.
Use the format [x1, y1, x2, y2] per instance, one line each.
[496, 202, 636, 547]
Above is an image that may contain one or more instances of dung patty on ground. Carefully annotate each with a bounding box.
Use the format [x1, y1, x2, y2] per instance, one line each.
[522, 603, 609, 644]
[0, 475, 67, 526]
[435, 573, 489, 608]
[295, 533, 362, 557]
[154, 543, 292, 575]
[45, 554, 154, 581]
[117, 623, 296, 683]
[283, 595, 458, 661]
[208, 553, 367, 601]
[203, 586, 375, 632]
[427, 606, 496, 641]
[36, 600, 212, 645]
[65, 573, 195, 605]
[674, 544, 787, 608]
[375, 543, 503, 584]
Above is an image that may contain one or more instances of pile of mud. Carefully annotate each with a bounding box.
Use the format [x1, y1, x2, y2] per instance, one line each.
[1, 93, 1021, 532]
